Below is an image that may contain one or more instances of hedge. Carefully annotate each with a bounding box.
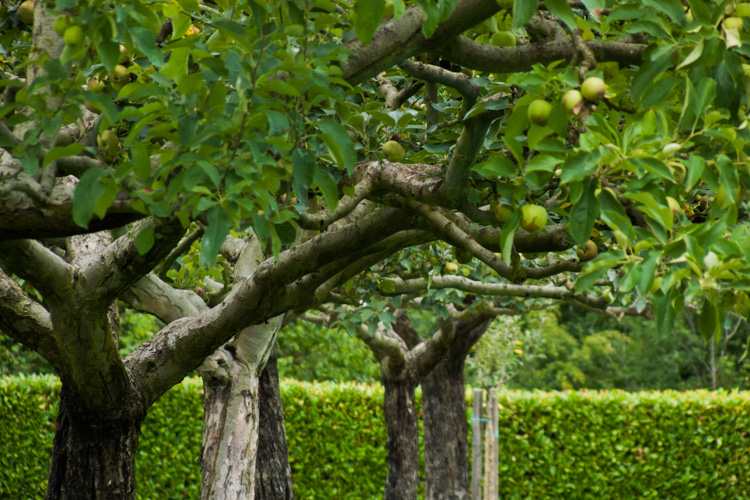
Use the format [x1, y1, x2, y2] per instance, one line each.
[2, 376, 750, 499]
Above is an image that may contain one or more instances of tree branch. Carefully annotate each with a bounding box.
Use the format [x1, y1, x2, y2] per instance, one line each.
[440, 36, 645, 74]
[343, 0, 503, 84]
[0, 239, 73, 301]
[0, 267, 62, 371]
[398, 60, 478, 103]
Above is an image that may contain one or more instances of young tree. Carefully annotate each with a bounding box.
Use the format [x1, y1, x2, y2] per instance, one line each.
[2, 0, 750, 499]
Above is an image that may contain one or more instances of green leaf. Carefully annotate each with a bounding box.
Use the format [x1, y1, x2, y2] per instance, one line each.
[72, 169, 108, 228]
[131, 26, 164, 68]
[569, 178, 601, 245]
[575, 251, 625, 292]
[160, 47, 190, 79]
[628, 157, 672, 181]
[642, 0, 686, 24]
[513, 0, 540, 30]
[314, 168, 340, 212]
[694, 77, 717, 120]
[201, 206, 231, 265]
[96, 23, 120, 73]
[94, 178, 119, 219]
[545, 0, 576, 28]
[134, 225, 155, 255]
[684, 0, 712, 23]
[675, 38, 704, 71]
[526, 154, 562, 173]
[267, 110, 290, 137]
[560, 150, 601, 185]
[415, 0, 441, 38]
[654, 288, 678, 336]
[472, 156, 516, 178]
[499, 209, 522, 265]
[317, 118, 357, 173]
[354, 0, 385, 46]
[631, 47, 676, 104]
[292, 149, 316, 187]
[42, 144, 85, 168]
[637, 250, 662, 296]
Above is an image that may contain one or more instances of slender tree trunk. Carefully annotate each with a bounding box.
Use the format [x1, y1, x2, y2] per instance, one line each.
[201, 362, 261, 500]
[422, 360, 470, 500]
[383, 377, 420, 500]
[45, 384, 146, 500]
[199, 318, 283, 500]
[421, 316, 493, 500]
[255, 346, 294, 500]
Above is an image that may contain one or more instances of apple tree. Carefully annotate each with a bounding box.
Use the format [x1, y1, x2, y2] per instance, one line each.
[2, 0, 750, 499]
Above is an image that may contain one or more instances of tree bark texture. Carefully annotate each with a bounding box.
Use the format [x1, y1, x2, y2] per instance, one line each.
[422, 360, 470, 500]
[200, 354, 262, 500]
[421, 316, 493, 500]
[45, 384, 146, 500]
[383, 377, 420, 500]
[254, 346, 294, 500]
[199, 317, 283, 500]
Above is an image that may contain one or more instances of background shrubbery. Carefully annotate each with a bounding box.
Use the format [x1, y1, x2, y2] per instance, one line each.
[2, 376, 750, 499]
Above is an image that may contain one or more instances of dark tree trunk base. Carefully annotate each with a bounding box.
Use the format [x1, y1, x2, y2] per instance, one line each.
[422, 315, 493, 500]
[383, 377, 419, 500]
[255, 346, 295, 500]
[422, 361, 470, 500]
[45, 384, 145, 500]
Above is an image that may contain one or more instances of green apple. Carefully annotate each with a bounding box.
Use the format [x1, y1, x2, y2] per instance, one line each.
[63, 25, 84, 47]
[581, 77, 606, 102]
[87, 76, 105, 93]
[98, 129, 119, 151]
[382, 140, 405, 162]
[118, 45, 130, 64]
[527, 99, 552, 127]
[444, 262, 458, 274]
[561, 89, 583, 114]
[18, 0, 34, 24]
[110, 64, 129, 85]
[490, 31, 516, 47]
[736, 3, 750, 17]
[576, 240, 598, 261]
[494, 203, 513, 223]
[725, 16, 744, 30]
[520, 204, 547, 232]
[53, 15, 73, 36]
[383, 0, 394, 17]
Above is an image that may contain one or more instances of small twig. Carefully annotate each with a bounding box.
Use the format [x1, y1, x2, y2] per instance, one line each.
[155, 226, 204, 279]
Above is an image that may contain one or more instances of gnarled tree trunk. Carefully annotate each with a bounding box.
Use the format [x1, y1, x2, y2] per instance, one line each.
[255, 346, 294, 500]
[45, 384, 146, 500]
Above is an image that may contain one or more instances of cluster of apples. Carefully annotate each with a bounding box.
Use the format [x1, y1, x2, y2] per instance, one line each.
[527, 76, 606, 127]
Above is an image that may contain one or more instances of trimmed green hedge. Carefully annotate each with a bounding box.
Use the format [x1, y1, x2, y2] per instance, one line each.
[2, 376, 750, 499]
[491, 390, 750, 498]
